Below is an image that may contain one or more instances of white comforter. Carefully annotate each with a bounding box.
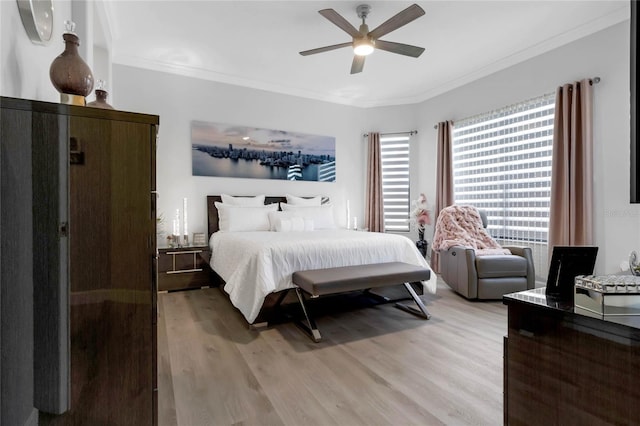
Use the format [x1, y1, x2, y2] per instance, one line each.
[209, 230, 436, 323]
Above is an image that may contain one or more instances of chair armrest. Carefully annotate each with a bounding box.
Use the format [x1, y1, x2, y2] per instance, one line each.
[440, 246, 479, 299]
[503, 246, 536, 289]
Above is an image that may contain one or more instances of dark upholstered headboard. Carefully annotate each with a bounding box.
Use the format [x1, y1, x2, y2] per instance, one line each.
[206, 195, 286, 237]
[206, 195, 332, 237]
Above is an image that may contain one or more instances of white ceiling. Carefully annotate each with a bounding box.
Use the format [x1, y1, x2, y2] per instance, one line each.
[101, 1, 629, 108]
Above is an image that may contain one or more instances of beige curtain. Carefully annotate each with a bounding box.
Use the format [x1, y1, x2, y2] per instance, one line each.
[365, 132, 384, 232]
[548, 79, 594, 250]
[430, 121, 455, 272]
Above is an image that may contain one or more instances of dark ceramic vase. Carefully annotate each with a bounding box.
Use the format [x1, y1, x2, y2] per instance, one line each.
[416, 227, 428, 258]
[416, 239, 428, 258]
[49, 22, 94, 105]
[87, 89, 114, 109]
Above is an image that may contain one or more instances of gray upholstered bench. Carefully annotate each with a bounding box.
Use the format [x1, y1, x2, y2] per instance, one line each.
[291, 262, 432, 341]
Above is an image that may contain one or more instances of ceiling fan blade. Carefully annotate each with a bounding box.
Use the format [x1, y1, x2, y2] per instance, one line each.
[319, 8, 361, 38]
[375, 40, 425, 58]
[351, 55, 365, 74]
[299, 42, 352, 56]
[368, 4, 425, 40]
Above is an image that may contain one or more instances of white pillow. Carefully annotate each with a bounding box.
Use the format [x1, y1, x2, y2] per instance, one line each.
[275, 218, 292, 232]
[269, 211, 315, 231]
[303, 218, 315, 231]
[220, 194, 265, 206]
[285, 194, 323, 206]
[290, 217, 305, 231]
[215, 202, 277, 232]
[279, 203, 336, 229]
[268, 211, 289, 231]
[275, 217, 305, 232]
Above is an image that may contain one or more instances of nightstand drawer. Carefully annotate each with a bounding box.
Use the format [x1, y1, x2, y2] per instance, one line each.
[158, 269, 209, 292]
[158, 246, 209, 291]
[158, 250, 204, 273]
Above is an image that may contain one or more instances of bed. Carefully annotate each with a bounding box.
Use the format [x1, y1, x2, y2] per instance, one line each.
[206, 195, 436, 324]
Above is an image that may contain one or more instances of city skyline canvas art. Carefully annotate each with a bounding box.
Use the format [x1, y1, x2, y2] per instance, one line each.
[191, 121, 336, 182]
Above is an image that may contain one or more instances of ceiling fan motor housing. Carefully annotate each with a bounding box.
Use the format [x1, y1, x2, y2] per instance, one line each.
[356, 4, 372, 49]
[357, 4, 371, 20]
[358, 23, 370, 37]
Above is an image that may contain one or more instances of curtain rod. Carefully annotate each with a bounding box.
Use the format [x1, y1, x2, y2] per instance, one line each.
[363, 130, 417, 137]
[431, 76, 601, 129]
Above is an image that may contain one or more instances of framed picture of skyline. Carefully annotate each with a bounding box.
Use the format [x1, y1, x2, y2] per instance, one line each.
[191, 121, 336, 182]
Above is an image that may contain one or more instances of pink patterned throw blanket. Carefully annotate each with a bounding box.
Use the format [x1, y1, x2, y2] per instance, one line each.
[432, 205, 511, 256]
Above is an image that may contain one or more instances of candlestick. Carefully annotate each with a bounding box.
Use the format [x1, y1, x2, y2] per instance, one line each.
[346, 200, 351, 229]
[175, 208, 180, 236]
[183, 198, 188, 237]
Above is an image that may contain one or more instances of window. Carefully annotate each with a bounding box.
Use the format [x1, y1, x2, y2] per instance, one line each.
[381, 134, 411, 232]
[452, 93, 555, 280]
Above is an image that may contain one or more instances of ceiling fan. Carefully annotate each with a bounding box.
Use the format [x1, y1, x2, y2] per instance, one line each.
[299, 3, 426, 74]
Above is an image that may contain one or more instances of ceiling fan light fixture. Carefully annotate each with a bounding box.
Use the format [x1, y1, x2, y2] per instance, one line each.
[300, 4, 425, 72]
[353, 38, 374, 56]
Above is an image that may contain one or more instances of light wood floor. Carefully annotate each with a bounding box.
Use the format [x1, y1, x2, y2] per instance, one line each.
[158, 279, 506, 426]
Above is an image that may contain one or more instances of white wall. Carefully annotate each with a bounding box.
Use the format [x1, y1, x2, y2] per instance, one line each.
[115, 22, 637, 274]
[3, 1, 636, 274]
[1, 0, 110, 105]
[0, 0, 72, 101]
[112, 65, 369, 238]
[406, 21, 638, 275]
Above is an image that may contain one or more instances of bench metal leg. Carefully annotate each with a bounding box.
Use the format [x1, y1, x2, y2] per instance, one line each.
[294, 288, 322, 342]
[363, 288, 390, 302]
[395, 282, 431, 319]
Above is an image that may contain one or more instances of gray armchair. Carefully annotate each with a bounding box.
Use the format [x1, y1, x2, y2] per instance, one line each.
[436, 210, 536, 299]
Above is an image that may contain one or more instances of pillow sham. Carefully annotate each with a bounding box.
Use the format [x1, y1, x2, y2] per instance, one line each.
[220, 194, 266, 206]
[215, 202, 277, 232]
[276, 218, 293, 232]
[269, 211, 315, 232]
[268, 211, 289, 231]
[276, 217, 307, 232]
[302, 217, 315, 231]
[279, 203, 336, 229]
[285, 194, 323, 206]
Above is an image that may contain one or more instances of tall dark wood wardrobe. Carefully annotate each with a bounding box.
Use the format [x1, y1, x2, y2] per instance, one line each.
[0, 96, 158, 425]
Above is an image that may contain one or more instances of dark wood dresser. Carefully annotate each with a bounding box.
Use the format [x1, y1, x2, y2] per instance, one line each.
[158, 245, 210, 291]
[1, 97, 158, 425]
[503, 288, 640, 425]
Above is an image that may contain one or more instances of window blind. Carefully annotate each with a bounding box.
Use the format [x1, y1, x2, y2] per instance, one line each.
[381, 135, 411, 232]
[452, 93, 555, 279]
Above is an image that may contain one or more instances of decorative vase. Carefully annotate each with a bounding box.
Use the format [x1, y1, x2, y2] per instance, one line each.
[49, 20, 94, 106]
[87, 80, 114, 109]
[416, 226, 428, 258]
[416, 239, 428, 258]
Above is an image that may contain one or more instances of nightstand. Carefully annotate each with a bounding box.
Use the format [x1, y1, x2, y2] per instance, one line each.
[158, 245, 210, 291]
